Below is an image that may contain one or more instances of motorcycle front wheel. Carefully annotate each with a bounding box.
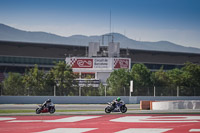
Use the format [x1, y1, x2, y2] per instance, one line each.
[120, 106, 127, 113]
[49, 108, 55, 114]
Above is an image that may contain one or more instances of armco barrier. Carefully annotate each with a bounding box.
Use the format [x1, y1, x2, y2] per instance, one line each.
[0, 96, 200, 104]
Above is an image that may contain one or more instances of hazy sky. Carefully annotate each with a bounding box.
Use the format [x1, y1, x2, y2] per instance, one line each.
[0, 0, 200, 48]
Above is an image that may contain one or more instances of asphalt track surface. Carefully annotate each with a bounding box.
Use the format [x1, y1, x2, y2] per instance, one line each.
[1, 114, 200, 133]
[1, 104, 200, 133]
[0, 104, 140, 115]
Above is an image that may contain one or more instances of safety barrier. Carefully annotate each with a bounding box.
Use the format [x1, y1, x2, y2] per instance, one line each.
[152, 100, 200, 110]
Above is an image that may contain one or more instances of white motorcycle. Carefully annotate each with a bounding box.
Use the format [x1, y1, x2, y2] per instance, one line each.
[105, 101, 127, 113]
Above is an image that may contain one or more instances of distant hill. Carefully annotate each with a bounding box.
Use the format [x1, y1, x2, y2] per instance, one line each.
[1, 23, 200, 53]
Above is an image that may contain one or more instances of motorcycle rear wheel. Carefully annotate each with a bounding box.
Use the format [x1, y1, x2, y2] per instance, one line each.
[105, 107, 111, 113]
[36, 108, 41, 114]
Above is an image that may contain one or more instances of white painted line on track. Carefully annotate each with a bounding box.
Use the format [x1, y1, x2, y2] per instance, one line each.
[45, 116, 101, 122]
[8, 116, 101, 123]
[115, 128, 173, 133]
[190, 129, 200, 132]
[0, 117, 16, 121]
[34, 128, 97, 133]
[8, 120, 44, 122]
[110, 116, 200, 123]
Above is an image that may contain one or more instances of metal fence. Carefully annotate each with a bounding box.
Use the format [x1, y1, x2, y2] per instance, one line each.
[1, 85, 200, 96]
[1, 96, 200, 104]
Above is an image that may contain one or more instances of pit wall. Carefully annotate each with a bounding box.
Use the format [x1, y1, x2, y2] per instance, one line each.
[0, 96, 200, 104]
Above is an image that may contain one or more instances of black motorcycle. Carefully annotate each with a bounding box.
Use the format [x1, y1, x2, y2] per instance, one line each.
[36, 104, 55, 114]
[105, 102, 127, 113]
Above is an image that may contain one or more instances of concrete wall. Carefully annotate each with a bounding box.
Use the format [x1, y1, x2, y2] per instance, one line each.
[0, 96, 200, 104]
[136, 96, 200, 103]
[152, 100, 200, 110]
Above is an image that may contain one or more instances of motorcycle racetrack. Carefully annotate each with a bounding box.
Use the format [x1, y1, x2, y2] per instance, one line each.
[1, 114, 200, 133]
[1, 104, 200, 133]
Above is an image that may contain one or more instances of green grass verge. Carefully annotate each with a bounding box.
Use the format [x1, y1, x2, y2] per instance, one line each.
[0, 110, 35, 113]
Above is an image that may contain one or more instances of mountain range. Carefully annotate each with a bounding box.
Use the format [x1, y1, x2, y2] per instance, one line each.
[0, 23, 200, 53]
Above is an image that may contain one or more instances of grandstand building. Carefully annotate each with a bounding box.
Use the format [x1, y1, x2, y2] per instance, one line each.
[0, 40, 200, 84]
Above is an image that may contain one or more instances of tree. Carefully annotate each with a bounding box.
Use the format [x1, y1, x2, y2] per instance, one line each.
[181, 62, 200, 96]
[79, 74, 99, 96]
[50, 61, 77, 96]
[44, 70, 55, 96]
[167, 68, 183, 96]
[150, 67, 170, 96]
[22, 65, 46, 96]
[3, 72, 25, 95]
[151, 67, 169, 86]
[182, 62, 200, 87]
[130, 64, 151, 96]
[167, 68, 183, 87]
[98, 83, 106, 96]
[107, 69, 131, 96]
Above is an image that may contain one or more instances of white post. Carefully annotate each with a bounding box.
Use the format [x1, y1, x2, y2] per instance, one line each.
[130, 80, 133, 96]
[177, 86, 179, 97]
[154, 86, 156, 97]
[54, 85, 56, 96]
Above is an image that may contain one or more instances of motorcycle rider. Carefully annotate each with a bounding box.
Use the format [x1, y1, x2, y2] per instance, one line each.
[42, 99, 53, 110]
[112, 97, 124, 110]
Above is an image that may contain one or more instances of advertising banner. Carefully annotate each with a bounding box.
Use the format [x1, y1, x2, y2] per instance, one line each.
[70, 58, 93, 68]
[114, 58, 130, 69]
[93, 58, 110, 68]
[66, 57, 130, 69]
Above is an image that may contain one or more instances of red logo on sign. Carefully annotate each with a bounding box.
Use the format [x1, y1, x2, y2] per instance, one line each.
[72, 59, 93, 68]
[114, 59, 129, 69]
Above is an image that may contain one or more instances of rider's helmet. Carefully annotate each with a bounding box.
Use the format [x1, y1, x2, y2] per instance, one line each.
[116, 97, 121, 102]
[47, 99, 51, 102]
